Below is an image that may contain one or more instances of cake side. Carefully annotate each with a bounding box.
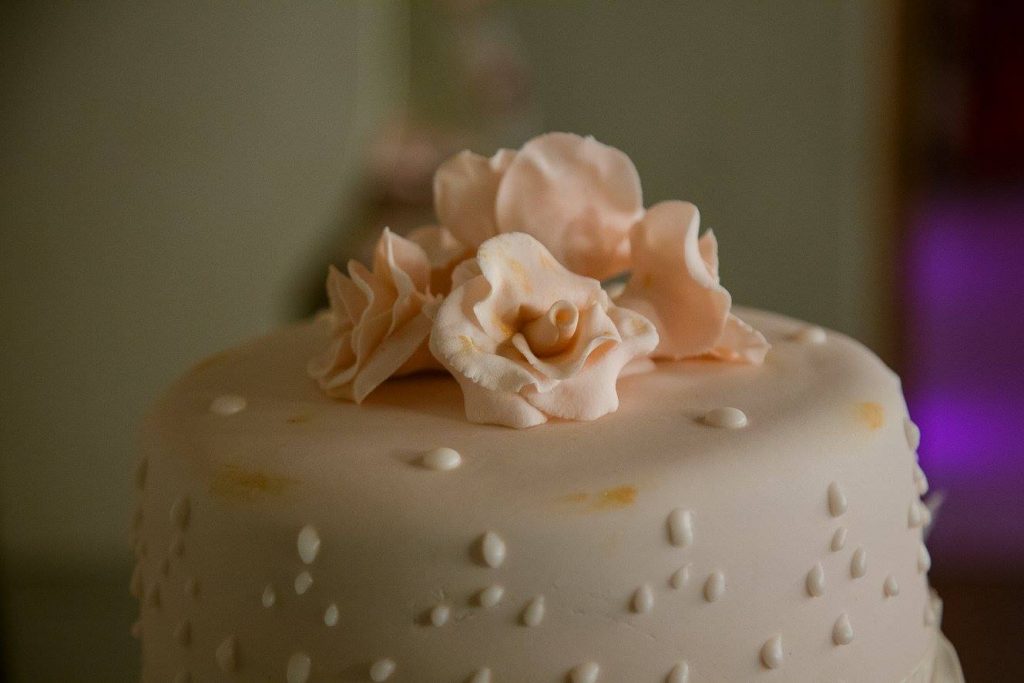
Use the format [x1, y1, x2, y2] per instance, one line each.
[131, 308, 955, 682]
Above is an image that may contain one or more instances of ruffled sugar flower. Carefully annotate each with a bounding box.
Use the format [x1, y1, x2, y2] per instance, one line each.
[617, 200, 769, 363]
[309, 229, 440, 402]
[430, 233, 659, 428]
[406, 224, 472, 295]
[433, 132, 643, 280]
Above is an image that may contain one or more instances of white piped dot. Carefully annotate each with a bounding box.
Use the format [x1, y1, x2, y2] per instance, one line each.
[667, 661, 690, 683]
[632, 583, 654, 614]
[851, 547, 867, 578]
[670, 564, 691, 590]
[884, 574, 900, 597]
[704, 571, 726, 602]
[369, 658, 396, 681]
[430, 604, 450, 627]
[761, 635, 784, 669]
[262, 584, 276, 608]
[215, 636, 238, 672]
[479, 531, 507, 568]
[921, 501, 934, 527]
[667, 508, 694, 547]
[904, 417, 921, 451]
[478, 584, 504, 608]
[806, 562, 825, 597]
[913, 463, 929, 495]
[422, 447, 462, 471]
[286, 652, 311, 683]
[174, 619, 191, 646]
[324, 602, 339, 626]
[210, 394, 247, 416]
[924, 592, 942, 626]
[294, 571, 313, 595]
[833, 612, 854, 645]
[702, 406, 748, 429]
[570, 661, 600, 683]
[908, 501, 925, 528]
[918, 544, 932, 573]
[831, 526, 847, 552]
[791, 325, 827, 344]
[170, 496, 191, 530]
[828, 482, 847, 517]
[297, 525, 321, 564]
[522, 595, 545, 627]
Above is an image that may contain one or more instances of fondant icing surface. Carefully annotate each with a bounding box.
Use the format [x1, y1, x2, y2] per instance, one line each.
[133, 309, 961, 681]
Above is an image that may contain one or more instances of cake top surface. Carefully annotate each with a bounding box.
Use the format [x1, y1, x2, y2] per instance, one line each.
[151, 307, 898, 503]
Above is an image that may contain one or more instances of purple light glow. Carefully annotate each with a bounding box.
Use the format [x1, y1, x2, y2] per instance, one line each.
[904, 191, 1024, 570]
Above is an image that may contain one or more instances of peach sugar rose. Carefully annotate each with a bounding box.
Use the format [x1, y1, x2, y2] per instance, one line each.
[430, 233, 658, 428]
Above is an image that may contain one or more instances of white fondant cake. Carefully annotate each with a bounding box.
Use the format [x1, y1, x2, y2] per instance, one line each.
[132, 308, 962, 682]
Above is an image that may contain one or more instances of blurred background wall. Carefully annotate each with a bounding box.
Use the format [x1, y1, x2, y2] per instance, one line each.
[1, 1, 1020, 681]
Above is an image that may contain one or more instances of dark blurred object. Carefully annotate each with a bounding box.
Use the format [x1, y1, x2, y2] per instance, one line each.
[900, 1, 1024, 680]
[932, 576, 1024, 682]
[906, 0, 1024, 183]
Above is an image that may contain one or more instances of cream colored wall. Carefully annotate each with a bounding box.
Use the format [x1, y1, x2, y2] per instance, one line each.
[1, 2, 405, 570]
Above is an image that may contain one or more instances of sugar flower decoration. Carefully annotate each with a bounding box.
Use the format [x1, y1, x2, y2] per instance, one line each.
[430, 232, 659, 428]
[433, 132, 643, 280]
[617, 201, 769, 363]
[406, 224, 472, 295]
[309, 229, 440, 402]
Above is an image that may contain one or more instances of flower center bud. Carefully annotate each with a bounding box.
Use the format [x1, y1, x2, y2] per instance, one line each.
[522, 300, 579, 357]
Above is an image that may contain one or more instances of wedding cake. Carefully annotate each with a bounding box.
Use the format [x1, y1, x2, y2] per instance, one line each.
[131, 133, 962, 682]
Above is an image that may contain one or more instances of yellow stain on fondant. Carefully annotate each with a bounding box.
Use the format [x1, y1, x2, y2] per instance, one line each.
[596, 485, 638, 508]
[560, 485, 638, 511]
[856, 402, 885, 430]
[210, 465, 297, 501]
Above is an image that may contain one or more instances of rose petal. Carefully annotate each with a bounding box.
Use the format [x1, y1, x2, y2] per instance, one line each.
[619, 200, 731, 359]
[376, 228, 432, 295]
[474, 232, 606, 328]
[453, 374, 548, 428]
[407, 224, 471, 295]
[708, 313, 770, 364]
[350, 312, 434, 402]
[523, 307, 656, 422]
[310, 230, 438, 402]
[510, 302, 620, 380]
[325, 265, 364, 332]
[429, 273, 542, 394]
[434, 148, 516, 249]
[494, 133, 643, 279]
